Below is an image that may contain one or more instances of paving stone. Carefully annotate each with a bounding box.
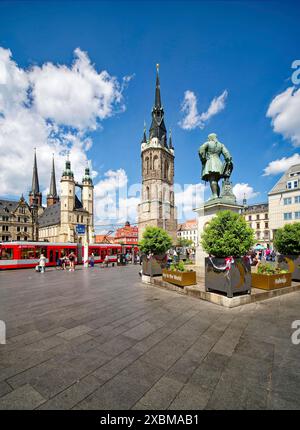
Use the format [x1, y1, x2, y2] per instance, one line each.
[0, 381, 12, 398]
[37, 374, 101, 410]
[133, 376, 183, 410]
[1, 266, 300, 410]
[57, 325, 93, 340]
[0, 384, 45, 410]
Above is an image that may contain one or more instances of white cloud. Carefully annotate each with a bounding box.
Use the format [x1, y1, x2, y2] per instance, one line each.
[232, 183, 259, 202]
[94, 169, 140, 226]
[179, 89, 228, 130]
[267, 86, 300, 146]
[0, 46, 128, 197]
[30, 48, 123, 130]
[263, 153, 300, 176]
[175, 183, 206, 220]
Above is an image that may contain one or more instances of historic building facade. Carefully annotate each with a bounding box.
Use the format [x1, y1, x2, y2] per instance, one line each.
[39, 158, 94, 244]
[113, 221, 138, 245]
[177, 219, 198, 247]
[243, 203, 270, 246]
[268, 163, 300, 242]
[0, 150, 44, 242]
[138, 65, 177, 242]
[0, 196, 34, 242]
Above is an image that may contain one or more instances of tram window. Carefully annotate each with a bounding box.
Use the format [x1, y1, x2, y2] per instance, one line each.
[35, 247, 47, 258]
[21, 247, 35, 259]
[91, 248, 100, 257]
[0, 247, 13, 260]
[111, 248, 118, 255]
[101, 251, 106, 260]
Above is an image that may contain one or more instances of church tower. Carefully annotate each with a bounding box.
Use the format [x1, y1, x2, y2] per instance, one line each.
[59, 156, 75, 242]
[47, 155, 59, 207]
[138, 65, 177, 242]
[81, 164, 94, 243]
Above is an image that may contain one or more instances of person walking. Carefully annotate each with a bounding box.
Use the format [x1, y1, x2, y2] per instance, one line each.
[90, 253, 95, 268]
[39, 253, 46, 273]
[68, 252, 76, 272]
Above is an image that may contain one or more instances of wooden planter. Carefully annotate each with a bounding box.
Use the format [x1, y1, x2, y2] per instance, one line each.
[162, 269, 197, 287]
[251, 272, 292, 290]
[277, 255, 300, 281]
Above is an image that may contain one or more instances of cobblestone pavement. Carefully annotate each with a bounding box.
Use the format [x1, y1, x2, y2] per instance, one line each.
[0, 265, 299, 410]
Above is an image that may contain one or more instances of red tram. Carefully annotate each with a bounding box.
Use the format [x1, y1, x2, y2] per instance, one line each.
[0, 241, 124, 270]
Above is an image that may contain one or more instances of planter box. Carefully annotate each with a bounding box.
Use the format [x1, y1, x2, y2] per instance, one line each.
[251, 272, 292, 290]
[162, 269, 197, 287]
[142, 255, 167, 277]
[277, 255, 300, 281]
[205, 257, 251, 298]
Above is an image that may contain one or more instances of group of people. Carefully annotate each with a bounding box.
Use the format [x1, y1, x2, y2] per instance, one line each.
[247, 247, 276, 266]
[36, 252, 76, 273]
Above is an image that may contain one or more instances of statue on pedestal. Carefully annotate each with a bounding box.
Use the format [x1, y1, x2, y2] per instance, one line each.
[198, 133, 236, 203]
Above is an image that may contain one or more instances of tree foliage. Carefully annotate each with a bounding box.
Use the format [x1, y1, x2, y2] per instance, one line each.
[139, 226, 173, 255]
[274, 223, 300, 255]
[177, 238, 194, 247]
[201, 210, 254, 257]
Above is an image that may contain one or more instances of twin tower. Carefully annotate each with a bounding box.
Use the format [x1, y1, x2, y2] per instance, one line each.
[137, 65, 177, 242]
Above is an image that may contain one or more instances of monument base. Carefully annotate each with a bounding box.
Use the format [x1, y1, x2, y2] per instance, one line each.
[194, 200, 244, 269]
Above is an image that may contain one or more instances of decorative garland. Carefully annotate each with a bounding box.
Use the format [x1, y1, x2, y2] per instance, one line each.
[209, 256, 234, 271]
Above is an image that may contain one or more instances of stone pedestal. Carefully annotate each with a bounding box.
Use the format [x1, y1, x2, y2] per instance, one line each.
[194, 200, 244, 271]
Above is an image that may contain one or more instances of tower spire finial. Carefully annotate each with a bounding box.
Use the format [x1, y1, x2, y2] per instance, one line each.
[154, 63, 161, 108]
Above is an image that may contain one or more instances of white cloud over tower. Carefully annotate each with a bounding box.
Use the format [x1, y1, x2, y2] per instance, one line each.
[0, 46, 134, 223]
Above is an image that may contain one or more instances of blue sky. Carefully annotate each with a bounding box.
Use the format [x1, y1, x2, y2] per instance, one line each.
[0, 0, 300, 224]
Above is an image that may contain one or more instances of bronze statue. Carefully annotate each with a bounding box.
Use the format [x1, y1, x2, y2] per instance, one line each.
[198, 133, 233, 200]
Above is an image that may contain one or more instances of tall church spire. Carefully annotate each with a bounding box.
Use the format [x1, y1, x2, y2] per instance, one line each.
[49, 155, 58, 197]
[149, 64, 167, 142]
[31, 148, 40, 195]
[47, 154, 59, 207]
[29, 148, 42, 207]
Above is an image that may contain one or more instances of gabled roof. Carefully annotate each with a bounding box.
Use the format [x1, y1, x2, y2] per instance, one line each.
[0, 199, 19, 215]
[269, 163, 300, 195]
[38, 201, 61, 227]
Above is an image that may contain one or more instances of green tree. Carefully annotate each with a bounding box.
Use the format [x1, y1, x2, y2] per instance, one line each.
[201, 210, 254, 257]
[177, 238, 194, 247]
[274, 223, 300, 255]
[139, 226, 173, 255]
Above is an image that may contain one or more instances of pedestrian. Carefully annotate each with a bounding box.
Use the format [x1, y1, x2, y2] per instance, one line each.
[68, 251, 76, 271]
[90, 253, 95, 268]
[38, 253, 46, 273]
[104, 254, 109, 268]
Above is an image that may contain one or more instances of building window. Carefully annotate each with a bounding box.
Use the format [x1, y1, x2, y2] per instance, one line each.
[256, 214, 259, 220]
[256, 223, 260, 229]
[17, 226, 20, 232]
[248, 215, 252, 221]
[17, 236, 20, 241]
[284, 197, 292, 205]
[265, 213, 268, 219]
[295, 196, 300, 204]
[287, 180, 298, 189]
[284, 212, 292, 220]
[265, 222, 269, 228]
[295, 212, 300, 219]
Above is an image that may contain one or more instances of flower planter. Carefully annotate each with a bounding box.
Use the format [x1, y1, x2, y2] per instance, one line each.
[251, 272, 292, 290]
[205, 257, 251, 298]
[142, 255, 167, 277]
[162, 269, 197, 287]
[277, 255, 300, 281]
